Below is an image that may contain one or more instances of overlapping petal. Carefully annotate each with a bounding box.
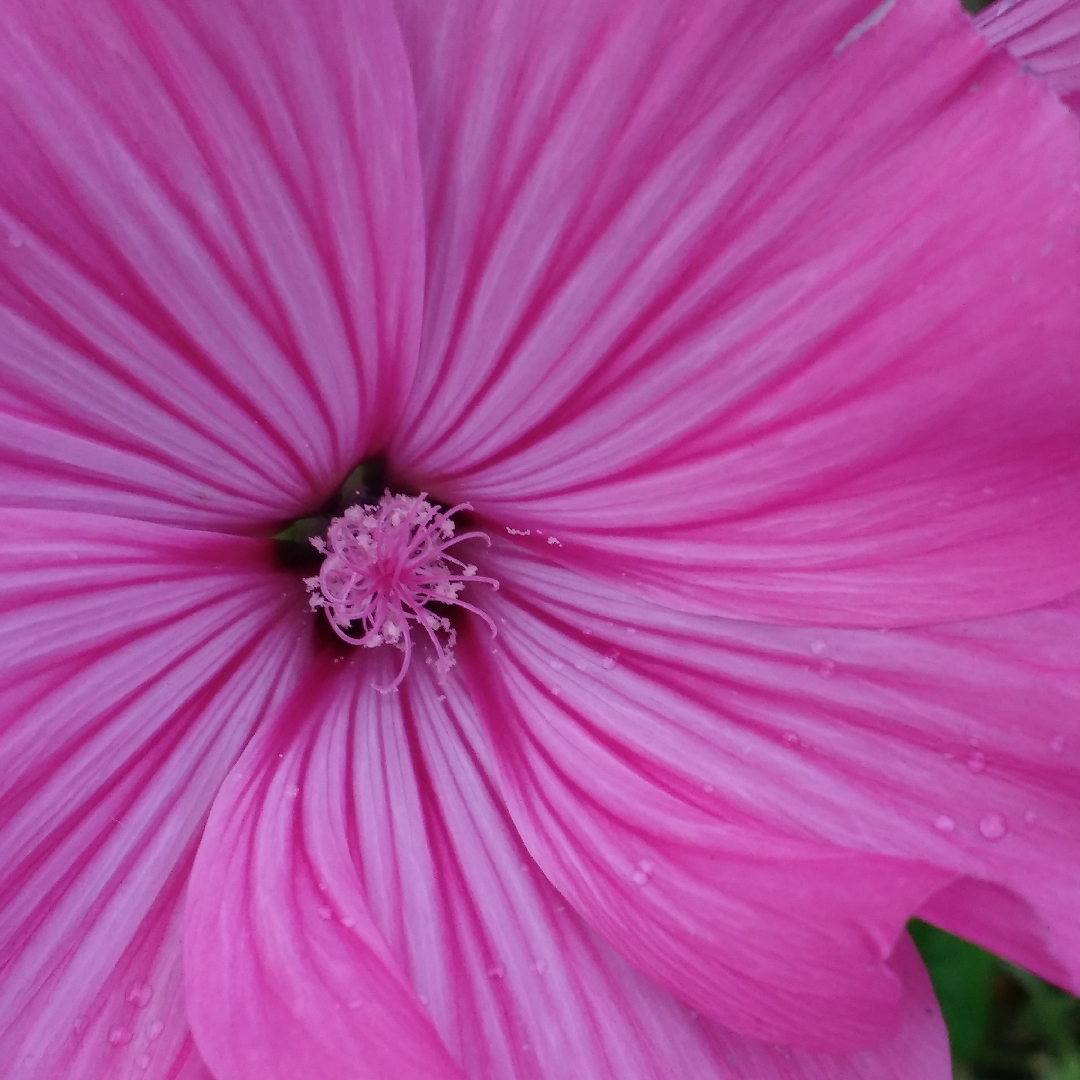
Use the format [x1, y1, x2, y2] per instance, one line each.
[186, 651, 951, 1080]
[470, 543, 1080, 1025]
[0, 511, 315, 1079]
[0, 0, 424, 531]
[390, 0, 1080, 626]
[977, 0, 1080, 112]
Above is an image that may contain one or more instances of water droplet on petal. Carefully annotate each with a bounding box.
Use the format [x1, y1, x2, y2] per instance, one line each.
[125, 981, 153, 1008]
[531, 959, 547, 975]
[284, 784, 299, 798]
[108, 1026, 133, 1048]
[817, 659, 836, 679]
[933, 815, 956, 833]
[487, 964, 505, 980]
[782, 731, 800, 748]
[340, 915, 356, 929]
[631, 859, 655, 886]
[809, 639, 826, 655]
[8, 232, 24, 248]
[702, 783, 715, 794]
[1024, 810, 1037, 825]
[602, 651, 618, 670]
[148, 1020, 165, 1041]
[316, 905, 332, 920]
[1050, 734, 1066, 753]
[136, 1053, 151, 1070]
[966, 751, 986, 774]
[978, 812, 1007, 840]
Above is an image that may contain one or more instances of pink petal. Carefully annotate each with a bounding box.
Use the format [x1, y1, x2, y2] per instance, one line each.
[0, 0, 423, 531]
[0, 511, 315, 1079]
[477, 543, 1080, 1007]
[390, 0, 1080, 626]
[976, 0, 1080, 112]
[185, 651, 950, 1079]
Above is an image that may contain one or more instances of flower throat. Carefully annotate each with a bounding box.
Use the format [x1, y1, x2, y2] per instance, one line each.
[301, 485, 498, 691]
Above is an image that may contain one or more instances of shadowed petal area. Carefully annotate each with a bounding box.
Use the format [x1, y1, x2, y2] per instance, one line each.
[0, 0, 423, 531]
[391, 0, 1080, 626]
[186, 652, 951, 1079]
[473, 543, 1080, 1022]
[976, 0, 1080, 112]
[0, 511, 315, 1079]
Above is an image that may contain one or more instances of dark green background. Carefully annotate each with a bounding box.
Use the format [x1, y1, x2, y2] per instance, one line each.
[912, 922, 1080, 1079]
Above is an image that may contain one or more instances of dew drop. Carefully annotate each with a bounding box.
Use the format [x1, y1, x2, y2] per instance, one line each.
[418, 993, 429, 1006]
[933, 815, 956, 833]
[107, 1026, 133, 1048]
[284, 784, 300, 798]
[601, 651, 618, 670]
[702, 783, 715, 794]
[487, 964, 506, 980]
[782, 731, 800, 749]
[817, 659, 836, 679]
[125, 981, 153, 1008]
[148, 1020, 165, 1041]
[531, 959, 547, 975]
[1050, 734, 1066, 754]
[1024, 810, 1038, 825]
[7, 232, 24, 249]
[631, 859, 655, 886]
[136, 1053, 152, 1070]
[549, 659, 565, 671]
[573, 659, 588, 672]
[809, 639, 826, 655]
[340, 915, 356, 929]
[978, 812, 1007, 840]
[316, 905, 332, 920]
[966, 751, 986, 774]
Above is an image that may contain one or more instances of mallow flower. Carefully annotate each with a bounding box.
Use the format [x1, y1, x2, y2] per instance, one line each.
[2, 0, 1080, 1077]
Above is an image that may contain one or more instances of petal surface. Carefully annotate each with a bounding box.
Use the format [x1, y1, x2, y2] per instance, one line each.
[0, 511, 315, 1079]
[0, 0, 423, 530]
[390, 0, 1080, 625]
[475, 544, 1080, 1016]
[977, 0, 1080, 112]
[186, 651, 950, 1079]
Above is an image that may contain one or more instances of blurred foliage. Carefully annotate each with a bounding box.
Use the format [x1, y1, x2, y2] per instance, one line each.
[911, 921, 1080, 1079]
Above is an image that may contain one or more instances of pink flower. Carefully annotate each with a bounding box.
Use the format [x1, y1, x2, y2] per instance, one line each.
[1, 0, 1080, 1078]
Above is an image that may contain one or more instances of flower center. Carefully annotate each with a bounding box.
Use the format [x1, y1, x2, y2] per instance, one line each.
[305, 491, 498, 690]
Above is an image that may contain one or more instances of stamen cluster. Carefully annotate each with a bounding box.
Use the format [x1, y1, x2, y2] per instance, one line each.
[306, 492, 497, 689]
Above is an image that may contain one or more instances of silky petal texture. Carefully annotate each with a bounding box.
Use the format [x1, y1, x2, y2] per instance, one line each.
[471, 544, 1080, 1015]
[0, 511, 315, 1079]
[390, 0, 1080, 626]
[0, 0, 423, 531]
[977, 0, 1080, 112]
[186, 653, 951, 1080]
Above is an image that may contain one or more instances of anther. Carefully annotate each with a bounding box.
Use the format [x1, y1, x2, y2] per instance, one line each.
[306, 492, 498, 690]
